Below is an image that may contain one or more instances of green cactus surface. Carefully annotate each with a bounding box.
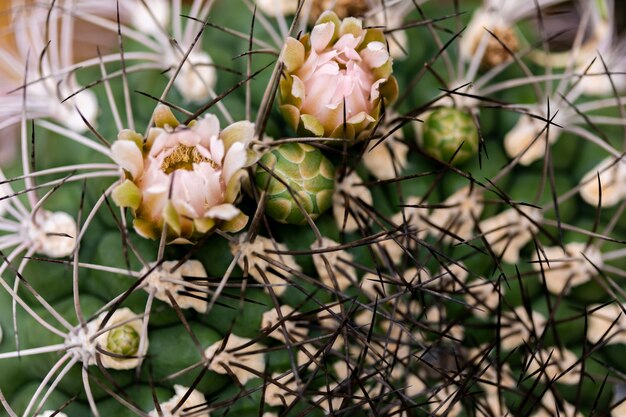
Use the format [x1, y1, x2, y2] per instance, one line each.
[254, 142, 335, 224]
[1, 1, 626, 417]
[422, 108, 479, 165]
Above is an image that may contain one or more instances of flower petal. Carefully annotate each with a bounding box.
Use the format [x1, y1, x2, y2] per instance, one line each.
[311, 22, 335, 52]
[111, 140, 143, 179]
[193, 114, 221, 148]
[220, 120, 255, 152]
[223, 141, 247, 185]
[112, 179, 142, 210]
[281, 37, 306, 72]
[361, 41, 390, 69]
[205, 203, 240, 220]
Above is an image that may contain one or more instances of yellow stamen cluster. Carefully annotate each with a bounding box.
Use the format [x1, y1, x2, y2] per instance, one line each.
[161, 145, 215, 174]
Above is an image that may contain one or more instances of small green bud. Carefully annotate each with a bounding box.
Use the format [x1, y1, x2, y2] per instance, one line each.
[255, 143, 335, 225]
[422, 108, 479, 166]
[106, 325, 140, 356]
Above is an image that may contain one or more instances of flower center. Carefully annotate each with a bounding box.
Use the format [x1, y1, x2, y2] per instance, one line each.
[161, 145, 212, 174]
[106, 325, 140, 356]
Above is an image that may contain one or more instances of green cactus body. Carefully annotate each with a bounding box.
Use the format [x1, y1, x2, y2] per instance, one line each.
[422, 108, 479, 165]
[2, 1, 626, 417]
[254, 143, 335, 224]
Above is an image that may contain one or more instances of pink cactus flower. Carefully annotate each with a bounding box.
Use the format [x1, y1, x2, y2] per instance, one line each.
[279, 11, 398, 142]
[111, 105, 255, 243]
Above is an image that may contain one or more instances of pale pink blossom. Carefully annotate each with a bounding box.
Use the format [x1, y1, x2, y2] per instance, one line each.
[279, 12, 397, 141]
[111, 106, 254, 242]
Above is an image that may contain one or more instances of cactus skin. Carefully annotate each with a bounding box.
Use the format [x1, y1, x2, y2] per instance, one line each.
[1, 1, 626, 417]
[422, 108, 479, 165]
[254, 143, 335, 225]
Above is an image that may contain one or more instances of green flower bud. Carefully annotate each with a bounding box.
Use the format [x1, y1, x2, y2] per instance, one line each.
[106, 325, 140, 356]
[255, 143, 335, 225]
[422, 108, 479, 165]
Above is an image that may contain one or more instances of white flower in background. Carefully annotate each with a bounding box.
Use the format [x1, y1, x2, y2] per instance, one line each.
[78, 0, 217, 102]
[24, 210, 77, 258]
[0, 2, 97, 136]
[363, 0, 414, 60]
[65, 307, 148, 370]
[429, 186, 483, 243]
[205, 334, 265, 385]
[111, 106, 254, 242]
[333, 171, 373, 232]
[261, 305, 308, 343]
[500, 306, 546, 350]
[579, 156, 626, 207]
[74, 0, 218, 103]
[127, 0, 170, 35]
[62, 0, 170, 36]
[578, 37, 626, 96]
[479, 205, 542, 264]
[311, 237, 357, 291]
[460, 3, 518, 67]
[231, 235, 301, 296]
[586, 303, 626, 345]
[255, 0, 299, 17]
[504, 113, 562, 166]
[525, 348, 582, 385]
[460, 0, 568, 67]
[362, 135, 408, 180]
[141, 260, 209, 313]
[532, 242, 602, 295]
[530, 0, 613, 71]
[169, 50, 217, 104]
[148, 385, 208, 417]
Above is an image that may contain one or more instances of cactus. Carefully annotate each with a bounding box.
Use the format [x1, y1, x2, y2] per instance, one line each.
[254, 142, 335, 224]
[1, 1, 626, 417]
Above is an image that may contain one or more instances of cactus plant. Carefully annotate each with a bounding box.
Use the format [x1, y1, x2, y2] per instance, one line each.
[2, 0, 626, 416]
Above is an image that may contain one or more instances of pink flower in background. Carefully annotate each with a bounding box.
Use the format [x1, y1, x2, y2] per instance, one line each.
[279, 11, 397, 142]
